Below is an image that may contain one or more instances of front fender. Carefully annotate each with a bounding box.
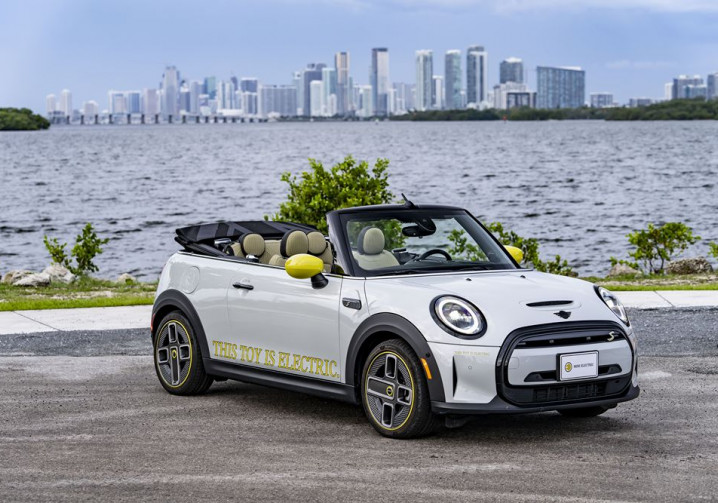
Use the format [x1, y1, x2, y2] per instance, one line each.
[345, 312, 446, 403]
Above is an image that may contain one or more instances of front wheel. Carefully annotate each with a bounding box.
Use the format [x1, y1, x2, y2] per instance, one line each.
[558, 405, 611, 418]
[361, 339, 440, 438]
[153, 311, 213, 395]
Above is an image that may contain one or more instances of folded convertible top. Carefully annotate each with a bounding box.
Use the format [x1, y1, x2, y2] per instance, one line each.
[175, 220, 317, 255]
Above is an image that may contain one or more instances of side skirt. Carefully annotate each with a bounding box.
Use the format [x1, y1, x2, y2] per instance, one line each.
[204, 358, 358, 404]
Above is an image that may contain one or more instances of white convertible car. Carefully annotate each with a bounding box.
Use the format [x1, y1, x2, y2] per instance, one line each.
[152, 202, 638, 438]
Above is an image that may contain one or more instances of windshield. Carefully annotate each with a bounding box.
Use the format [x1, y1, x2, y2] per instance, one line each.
[341, 209, 517, 277]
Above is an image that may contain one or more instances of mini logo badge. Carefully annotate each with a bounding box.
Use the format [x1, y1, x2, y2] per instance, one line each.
[554, 310, 572, 319]
[386, 386, 394, 397]
[565, 362, 573, 372]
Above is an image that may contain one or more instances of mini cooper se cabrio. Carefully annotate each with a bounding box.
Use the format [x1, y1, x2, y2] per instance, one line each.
[152, 201, 638, 438]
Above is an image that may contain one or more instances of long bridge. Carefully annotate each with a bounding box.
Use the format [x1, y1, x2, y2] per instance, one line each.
[48, 113, 268, 125]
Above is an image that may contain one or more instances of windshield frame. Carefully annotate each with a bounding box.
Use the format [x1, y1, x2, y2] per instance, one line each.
[327, 205, 521, 278]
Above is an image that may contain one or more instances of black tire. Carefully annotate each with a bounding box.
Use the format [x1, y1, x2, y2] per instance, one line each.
[153, 310, 213, 395]
[558, 405, 611, 418]
[361, 338, 441, 439]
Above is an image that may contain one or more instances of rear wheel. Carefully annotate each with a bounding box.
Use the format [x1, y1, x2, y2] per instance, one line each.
[153, 311, 212, 395]
[361, 339, 440, 438]
[558, 405, 611, 417]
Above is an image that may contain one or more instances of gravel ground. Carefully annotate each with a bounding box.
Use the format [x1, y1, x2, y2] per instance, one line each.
[0, 308, 716, 502]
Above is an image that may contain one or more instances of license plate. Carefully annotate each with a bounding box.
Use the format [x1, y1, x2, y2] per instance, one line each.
[559, 351, 598, 381]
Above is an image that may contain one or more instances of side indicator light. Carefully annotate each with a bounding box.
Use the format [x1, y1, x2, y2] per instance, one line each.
[420, 358, 433, 380]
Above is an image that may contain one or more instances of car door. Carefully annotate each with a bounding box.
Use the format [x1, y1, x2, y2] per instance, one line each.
[224, 263, 344, 383]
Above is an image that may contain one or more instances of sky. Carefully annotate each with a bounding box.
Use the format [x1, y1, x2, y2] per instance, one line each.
[1, 0, 717, 112]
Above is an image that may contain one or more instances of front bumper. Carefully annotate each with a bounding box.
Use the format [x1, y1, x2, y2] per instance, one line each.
[432, 384, 639, 415]
[427, 320, 639, 414]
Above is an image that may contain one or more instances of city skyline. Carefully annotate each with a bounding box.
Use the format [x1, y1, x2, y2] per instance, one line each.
[2, 0, 718, 113]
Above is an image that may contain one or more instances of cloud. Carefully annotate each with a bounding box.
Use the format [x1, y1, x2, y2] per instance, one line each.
[381, 0, 718, 13]
[605, 60, 675, 70]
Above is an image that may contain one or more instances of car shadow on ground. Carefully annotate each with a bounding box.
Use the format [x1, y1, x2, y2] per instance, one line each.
[194, 377, 635, 442]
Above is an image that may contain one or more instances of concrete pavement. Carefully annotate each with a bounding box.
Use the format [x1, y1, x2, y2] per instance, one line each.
[1, 291, 717, 335]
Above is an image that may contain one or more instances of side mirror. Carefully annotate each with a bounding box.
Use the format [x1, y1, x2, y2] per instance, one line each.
[285, 254, 328, 289]
[504, 245, 524, 264]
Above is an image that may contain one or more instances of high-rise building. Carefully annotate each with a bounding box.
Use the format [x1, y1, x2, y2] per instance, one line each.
[355, 85, 373, 118]
[708, 73, 718, 99]
[142, 89, 159, 116]
[322, 67, 337, 116]
[162, 66, 180, 118]
[393, 83, 414, 114]
[108, 91, 126, 114]
[590, 92, 614, 108]
[302, 63, 326, 117]
[335, 52, 351, 115]
[240, 78, 259, 115]
[664, 82, 674, 101]
[46, 94, 56, 115]
[415, 50, 433, 111]
[126, 91, 141, 114]
[292, 71, 303, 115]
[432, 75, 444, 110]
[371, 48, 390, 116]
[189, 81, 202, 114]
[240, 78, 259, 93]
[60, 89, 73, 116]
[260, 85, 298, 117]
[466, 46, 488, 105]
[444, 50, 462, 110]
[672, 75, 703, 99]
[494, 82, 531, 109]
[500, 58, 524, 84]
[536, 66, 585, 109]
[82, 101, 99, 117]
[203, 76, 217, 99]
[179, 86, 191, 113]
[217, 80, 236, 110]
[310, 80, 324, 117]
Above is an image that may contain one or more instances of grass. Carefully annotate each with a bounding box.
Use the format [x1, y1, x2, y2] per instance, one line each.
[0, 276, 155, 312]
[582, 273, 718, 291]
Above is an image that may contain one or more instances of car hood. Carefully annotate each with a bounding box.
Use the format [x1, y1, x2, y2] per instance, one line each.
[364, 269, 621, 346]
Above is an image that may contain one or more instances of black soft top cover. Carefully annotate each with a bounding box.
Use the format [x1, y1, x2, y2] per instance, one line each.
[175, 220, 316, 256]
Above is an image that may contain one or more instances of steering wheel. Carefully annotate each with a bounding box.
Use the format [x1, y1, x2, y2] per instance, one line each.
[416, 249, 452, 261]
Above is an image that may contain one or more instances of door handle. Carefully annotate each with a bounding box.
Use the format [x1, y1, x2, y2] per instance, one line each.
[232, 282, 254, 290]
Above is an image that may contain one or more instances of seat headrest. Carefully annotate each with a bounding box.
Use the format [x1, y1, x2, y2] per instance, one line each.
[280, 230, 309, 257]
[306, 231, 328, 255]
[240, 233, 265, 257]
[357, 227, 385, 255]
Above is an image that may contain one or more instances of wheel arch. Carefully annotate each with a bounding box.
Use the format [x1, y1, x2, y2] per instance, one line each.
[152, 290, 211, 361]
[345, 313, 446, 403]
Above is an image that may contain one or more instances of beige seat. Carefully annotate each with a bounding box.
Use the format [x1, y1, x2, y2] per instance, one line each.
[229, 233, 268, 262]
[268, 230, 309, 267]
[306, 231, 334, 273]
[352, 227, 399, 270]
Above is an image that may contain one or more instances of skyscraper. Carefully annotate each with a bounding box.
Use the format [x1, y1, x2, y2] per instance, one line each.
[46, 94, 56, 115]
[335, 52, 351, 115]
[466, 46, 488, 105]
[203, 76, 217, 99]
[126, 91, 141, 114]
[108, 91, 126, 114]
[415, 50, 433, 111]
[432, 75, 444, 110]
[371, 48, 390, 116]
[500, 57, 524, 84]
[60, 89, 73, 116]
[322, 67, 337, 116]
[302, 63, 326, 117]
[142, 89, 159, 116]
[310, 80, 324, 117]
[260, 85, 298, 117]
[82, 101, 99, 117]
[672, 75, 704, 99]
[444, 50, 462, 110]
[536, 66, 585, 109]
[162, 66, 180, 118]
[708, 73, 718, 100]
[189, 81, 202, 114]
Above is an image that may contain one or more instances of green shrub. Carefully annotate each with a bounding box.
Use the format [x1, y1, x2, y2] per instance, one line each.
[43, 223, 109, 276]
[0, 107, 50, 131]
[448, 222, 575, 276]
[272, 155, 394, 233]
[709, 242, 718, 260]
[623, 222, 699, 274]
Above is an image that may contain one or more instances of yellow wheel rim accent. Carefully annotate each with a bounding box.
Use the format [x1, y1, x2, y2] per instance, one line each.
[155, 319, 193, 389]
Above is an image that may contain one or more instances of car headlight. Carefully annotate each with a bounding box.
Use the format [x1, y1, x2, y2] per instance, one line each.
[432, 296, 486, 338]
[595, 286, 630, 326]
